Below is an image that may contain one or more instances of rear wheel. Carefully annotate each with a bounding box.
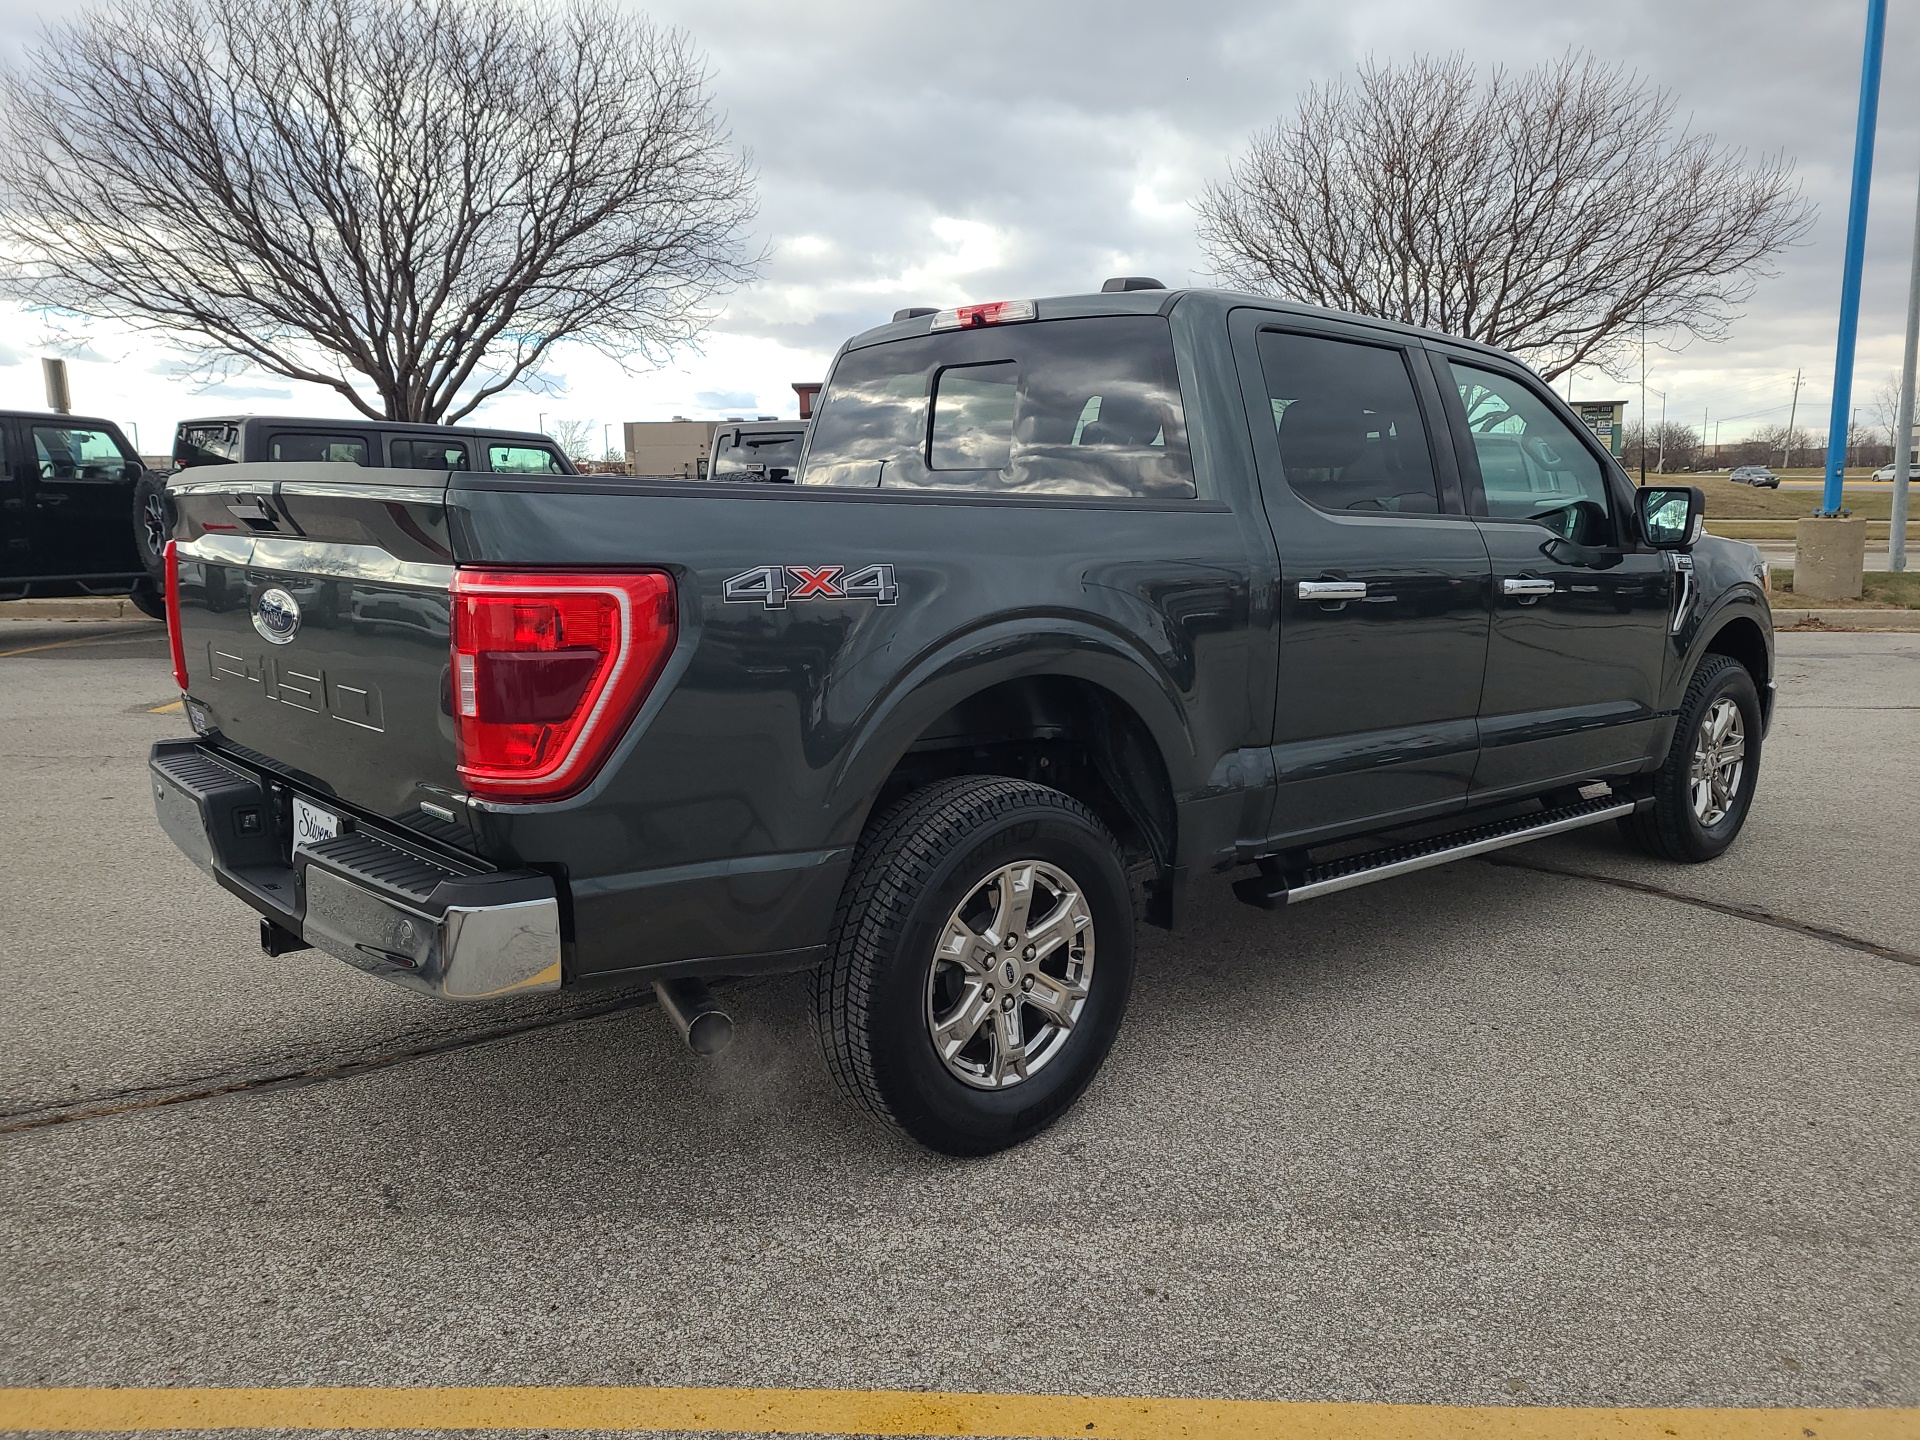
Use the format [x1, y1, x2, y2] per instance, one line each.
[810, 776, 1135, 1156]
[1621, 653, 1761, 862]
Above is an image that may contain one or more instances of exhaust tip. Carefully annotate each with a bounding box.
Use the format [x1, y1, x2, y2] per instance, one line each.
[653, 977, 734, 1056]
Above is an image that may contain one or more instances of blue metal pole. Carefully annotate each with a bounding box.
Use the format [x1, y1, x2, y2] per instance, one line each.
[1822, 0, 1888, 516]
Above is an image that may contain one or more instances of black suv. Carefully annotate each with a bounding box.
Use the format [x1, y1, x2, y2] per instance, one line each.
[171, 415, 575, 475]
[0, 409, 166, 615]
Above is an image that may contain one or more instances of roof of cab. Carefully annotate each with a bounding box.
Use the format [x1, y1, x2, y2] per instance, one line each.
[840, 286, 1516, 366]
[0, 408, 132, 430]
[174, 413, 555, 442]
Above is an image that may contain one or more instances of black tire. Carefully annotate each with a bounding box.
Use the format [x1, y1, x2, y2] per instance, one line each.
[1620, 653, 1762, 863]
[125, 577, 166, 620]
[809, 776, 1135, 1156]
[131, 471, 173, 584]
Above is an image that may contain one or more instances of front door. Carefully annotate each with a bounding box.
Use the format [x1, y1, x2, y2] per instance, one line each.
[27, 420, 139, 577]
[1432, 355, 1673, 797]
[1234, 316, 1492, 846]
[0, 420, 29, 581]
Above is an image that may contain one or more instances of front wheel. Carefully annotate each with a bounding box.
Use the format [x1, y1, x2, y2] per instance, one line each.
[131, 472, 172, 584]
[1621, 653, 1761, 862]
[810, 776, 1135, 1156]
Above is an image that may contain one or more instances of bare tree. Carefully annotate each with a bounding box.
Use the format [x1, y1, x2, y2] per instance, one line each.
[0, 0, 758, 422]
[1750, 423, 1817, 469]
[1623, 421, 1702, 474]
[1197, 53, 1814, 382]
[547, 419, 598, 460]
[1867, 374, 1906, 447]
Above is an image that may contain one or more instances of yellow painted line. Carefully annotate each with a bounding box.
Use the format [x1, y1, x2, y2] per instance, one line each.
[147, 700, 184, 714]
[0, 631, 165, 659]
[0, 1387, 1911, 1438]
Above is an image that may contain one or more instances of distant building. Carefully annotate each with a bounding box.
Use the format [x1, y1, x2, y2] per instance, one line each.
[624, 419, 715, 479]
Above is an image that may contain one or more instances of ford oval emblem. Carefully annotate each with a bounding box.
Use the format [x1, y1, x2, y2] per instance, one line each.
[253, 586, 302, 645]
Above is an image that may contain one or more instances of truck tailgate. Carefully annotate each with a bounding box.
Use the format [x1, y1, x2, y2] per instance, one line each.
[168, 464, 468, 841]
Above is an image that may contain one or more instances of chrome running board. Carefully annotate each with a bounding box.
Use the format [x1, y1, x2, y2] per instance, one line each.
[1232, 795, 1643, 910]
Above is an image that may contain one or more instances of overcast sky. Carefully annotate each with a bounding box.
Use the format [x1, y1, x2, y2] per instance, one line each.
[4, 0, 1919, 454]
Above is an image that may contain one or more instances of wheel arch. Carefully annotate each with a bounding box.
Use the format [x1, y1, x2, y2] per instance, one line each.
[827, 623, 1195, 918]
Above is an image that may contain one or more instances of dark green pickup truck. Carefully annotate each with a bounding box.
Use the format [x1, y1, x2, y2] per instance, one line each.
[149, 284, 1773, 1154]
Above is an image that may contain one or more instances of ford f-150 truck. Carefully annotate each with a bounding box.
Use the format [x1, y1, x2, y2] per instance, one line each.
[150, 283, 1773, 1155]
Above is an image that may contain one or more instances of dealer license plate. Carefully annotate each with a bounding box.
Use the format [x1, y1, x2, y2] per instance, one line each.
[292, 796, 341, 854]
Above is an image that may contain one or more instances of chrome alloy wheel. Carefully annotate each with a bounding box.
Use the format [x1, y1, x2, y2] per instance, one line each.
[1689, 697, 1746, 826]
[924, 860, 1095, 1090]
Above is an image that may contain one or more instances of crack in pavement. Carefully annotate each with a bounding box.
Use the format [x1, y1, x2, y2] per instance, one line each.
[1484, 855, 1920, 967]
[0, 990, 658, 1138]
[8, 859, 1912, 1139]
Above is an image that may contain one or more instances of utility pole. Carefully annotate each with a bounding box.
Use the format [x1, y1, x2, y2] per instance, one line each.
[1703, 407, 1710, 471]
[1785, 369, 1803, 468]
[1657, 390, 1668, 473]
[1894, 160, 1920, 572]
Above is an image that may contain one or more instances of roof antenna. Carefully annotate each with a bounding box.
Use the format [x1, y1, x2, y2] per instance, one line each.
[1101, 277, 1166, 292]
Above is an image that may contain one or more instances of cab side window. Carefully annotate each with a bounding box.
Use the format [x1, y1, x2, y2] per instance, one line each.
[33, 426, 130, 481]
[270, 432, 368, 464]
[1256, 331, 1440, 514]
[1449, 362, 1614, 545]
[393, 437, 469, 470]
[488, 444, 565, 474]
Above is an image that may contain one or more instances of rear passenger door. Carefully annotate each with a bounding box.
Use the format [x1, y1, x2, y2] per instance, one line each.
[1232, 314, 1492, 844]
[1431, 354, 1673, 796]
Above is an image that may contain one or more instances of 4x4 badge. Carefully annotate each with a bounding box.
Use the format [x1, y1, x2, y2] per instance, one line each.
[723, 564, 899, 610]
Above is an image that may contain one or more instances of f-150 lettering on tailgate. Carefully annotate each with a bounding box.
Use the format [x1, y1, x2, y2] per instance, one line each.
[205, 643, 385, 732]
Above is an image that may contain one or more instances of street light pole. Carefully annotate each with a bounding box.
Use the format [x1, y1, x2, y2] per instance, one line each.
[1894, 161, 1920, 572]
[1819, 0, 1887, 517]
[1638, 318, 1647, 487]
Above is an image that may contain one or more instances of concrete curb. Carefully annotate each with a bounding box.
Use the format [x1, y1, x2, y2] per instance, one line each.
[1774, 608, 1920, 631]
[0, 597, 161, 623]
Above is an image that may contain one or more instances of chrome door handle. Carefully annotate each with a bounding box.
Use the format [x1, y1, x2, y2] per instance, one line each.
[1501, 577, 1557, 596]
[1298, 580, 1367, 601]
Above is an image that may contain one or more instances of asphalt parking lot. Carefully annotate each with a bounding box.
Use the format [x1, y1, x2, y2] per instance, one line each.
[1, 617, 1916, 1435]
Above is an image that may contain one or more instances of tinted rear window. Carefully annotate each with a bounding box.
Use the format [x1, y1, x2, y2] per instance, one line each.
[800, 315, 1195, 498]
[713, 430, 803, 477]
[174, 424, 237, 467]
[393, 437, 469, 470]
[270, 432, 369, 464]
[488, 444, 565, 474]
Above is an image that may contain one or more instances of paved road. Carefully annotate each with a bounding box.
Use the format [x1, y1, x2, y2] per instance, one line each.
[1, 620, 1914, 1422]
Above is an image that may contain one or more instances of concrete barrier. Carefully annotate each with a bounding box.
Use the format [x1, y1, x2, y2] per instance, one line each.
[1793, 516, 1868, 600]
[0, 597, 160, 623]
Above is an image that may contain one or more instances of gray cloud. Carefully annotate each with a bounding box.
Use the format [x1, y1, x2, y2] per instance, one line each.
[10, 0, 1919, 438]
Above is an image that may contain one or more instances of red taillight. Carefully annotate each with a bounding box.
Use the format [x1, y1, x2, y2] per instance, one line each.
[929, 299, 1038, 331]
[451, 569, 676, 801]
[164, 540, 189, 691]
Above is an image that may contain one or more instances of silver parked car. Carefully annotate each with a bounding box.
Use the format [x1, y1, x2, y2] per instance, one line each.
[1728, 466, 1779, 489]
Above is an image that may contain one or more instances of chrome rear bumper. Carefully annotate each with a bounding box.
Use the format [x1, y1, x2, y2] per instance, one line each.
[150, 738, 562, 1000]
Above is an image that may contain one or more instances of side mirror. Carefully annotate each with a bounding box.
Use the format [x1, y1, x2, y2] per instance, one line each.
[1637, 486, 1704, 550]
